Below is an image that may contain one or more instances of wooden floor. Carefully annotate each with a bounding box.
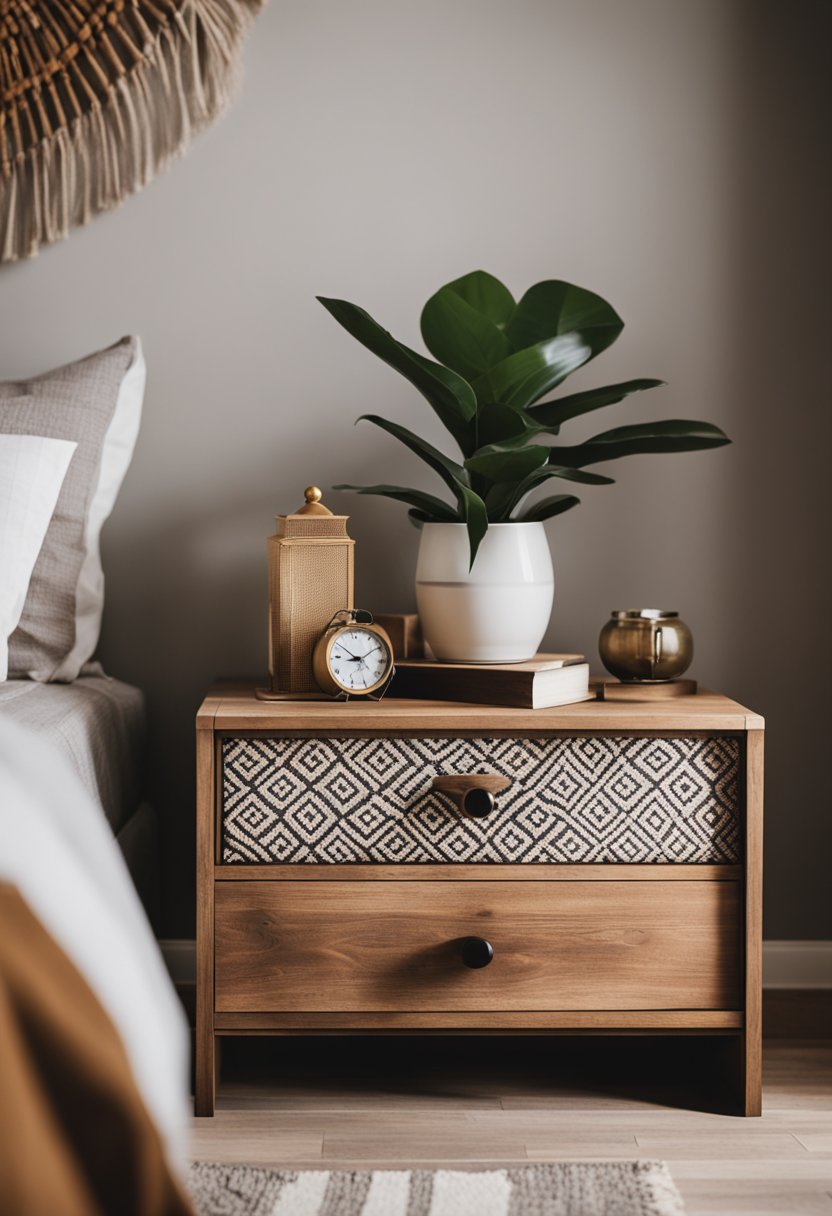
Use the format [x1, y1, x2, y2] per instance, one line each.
[190, 1037, 832, 1215]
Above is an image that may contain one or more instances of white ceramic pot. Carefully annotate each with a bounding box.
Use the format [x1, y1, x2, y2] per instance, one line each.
[415, 522, 554, 663]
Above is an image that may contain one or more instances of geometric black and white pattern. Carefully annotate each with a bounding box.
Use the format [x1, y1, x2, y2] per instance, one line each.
[221, 735, 741, 865]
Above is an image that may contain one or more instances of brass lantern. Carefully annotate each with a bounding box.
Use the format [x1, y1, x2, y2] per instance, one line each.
[258, 487, 355, 698]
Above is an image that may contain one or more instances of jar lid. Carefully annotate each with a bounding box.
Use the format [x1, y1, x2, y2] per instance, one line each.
[611, 609, 678, 620]
[295, 485, 333, 517]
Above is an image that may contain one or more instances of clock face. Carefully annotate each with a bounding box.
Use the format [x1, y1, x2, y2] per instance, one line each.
[328, 628, 392, 692]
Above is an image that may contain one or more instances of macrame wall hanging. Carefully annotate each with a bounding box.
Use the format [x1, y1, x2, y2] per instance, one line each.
[0, 0, 264, 263]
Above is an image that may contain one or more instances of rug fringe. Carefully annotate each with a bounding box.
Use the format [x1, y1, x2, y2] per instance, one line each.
[0, 0, 263, 263]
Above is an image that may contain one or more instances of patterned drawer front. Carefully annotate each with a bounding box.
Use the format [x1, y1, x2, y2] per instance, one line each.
[221, 735, 740, 864]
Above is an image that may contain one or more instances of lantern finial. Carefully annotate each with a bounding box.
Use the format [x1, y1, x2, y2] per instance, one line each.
[296, 485, 332, 516]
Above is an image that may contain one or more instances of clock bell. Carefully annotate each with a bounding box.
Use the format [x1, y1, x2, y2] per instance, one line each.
[259, 486, 355, 698]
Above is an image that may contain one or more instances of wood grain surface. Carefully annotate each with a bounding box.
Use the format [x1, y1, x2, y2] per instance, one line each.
[743, 728, 765, 1115]
[213, 1010, 743, 1032]
[189, 1041, 832, 1216]
[199, 682, 764, 732]
[215, 863, 742, 882]
[195, 728, 216, 1117]
[214, 880, 740, 1014]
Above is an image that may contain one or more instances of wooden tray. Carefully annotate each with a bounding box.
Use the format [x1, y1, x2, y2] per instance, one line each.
[593, 677, 698, 702]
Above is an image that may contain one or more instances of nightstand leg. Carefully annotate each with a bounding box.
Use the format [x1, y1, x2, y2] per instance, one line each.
[195, 727, 217, 1116]
[742, 1023, 762, 1116]
[195, 1026, 216, 1117]
[742, 728, 764, 1116]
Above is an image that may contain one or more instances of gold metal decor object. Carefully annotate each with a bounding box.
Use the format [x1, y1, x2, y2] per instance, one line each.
[598, 610, 694, 683]
[257, 486, 355, 700]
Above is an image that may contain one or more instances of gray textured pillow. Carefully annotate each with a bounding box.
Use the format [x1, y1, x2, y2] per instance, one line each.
[0, 336, 144, 682]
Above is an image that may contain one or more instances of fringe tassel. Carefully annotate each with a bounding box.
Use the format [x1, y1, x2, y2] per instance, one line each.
[0, 0, 263, 263]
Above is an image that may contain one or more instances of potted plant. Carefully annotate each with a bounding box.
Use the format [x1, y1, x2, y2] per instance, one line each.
[318, 271, 729, 662]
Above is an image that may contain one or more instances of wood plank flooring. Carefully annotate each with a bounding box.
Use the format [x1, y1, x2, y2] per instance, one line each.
[190, 1038, 832, 1215]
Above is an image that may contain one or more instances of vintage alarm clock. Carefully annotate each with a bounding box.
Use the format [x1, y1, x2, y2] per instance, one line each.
[312, 609, 395, 699]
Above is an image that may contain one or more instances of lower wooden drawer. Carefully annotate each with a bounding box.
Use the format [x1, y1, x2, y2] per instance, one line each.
[214, 880, 740, 1014]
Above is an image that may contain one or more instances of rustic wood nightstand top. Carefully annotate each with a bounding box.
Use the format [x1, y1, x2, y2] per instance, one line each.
[197, 679, 765, 733]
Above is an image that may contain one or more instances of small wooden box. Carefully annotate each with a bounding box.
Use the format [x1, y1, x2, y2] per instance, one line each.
[373, 613, 424, 659]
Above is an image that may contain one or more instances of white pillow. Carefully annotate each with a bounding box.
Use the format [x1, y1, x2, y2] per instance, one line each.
[0, 434, 77, 681]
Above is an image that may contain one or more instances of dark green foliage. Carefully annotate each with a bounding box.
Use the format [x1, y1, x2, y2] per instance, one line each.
[318, 271, 729, 567]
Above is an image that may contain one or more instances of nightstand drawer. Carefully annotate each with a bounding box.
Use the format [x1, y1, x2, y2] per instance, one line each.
[220, 735, 740, 865]
[214, 879, 740, 1013]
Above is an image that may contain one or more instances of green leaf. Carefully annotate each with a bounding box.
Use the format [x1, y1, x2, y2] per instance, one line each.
[404, 493, 487, 568]
[356, 417, 485, 566]
[357, 415, 469, 499]
[317, 297, 477, 447]
[436, 270, 516, 327]
[514, 494, 581, 522]
[545, 465, 617, 484]
[472, 333, 593, 412]
[506, 280, 624, 360]
[550, 419, 731, 467]
[486, 464, 615, 521]
[529, 379, 665, 428]
[464, 443, 549, 483]
[407, 348, 480, 431]
[333, 483, 458, 522]
[458, 484, 489, 569]
[475, 403, 539, 449]
[421, 285, 512, 381]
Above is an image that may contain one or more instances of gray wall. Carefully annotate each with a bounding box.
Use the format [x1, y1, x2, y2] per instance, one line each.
[1, 0, 829, 938]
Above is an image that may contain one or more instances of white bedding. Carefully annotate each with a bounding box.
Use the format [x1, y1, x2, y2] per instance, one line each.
[0, 716, 189, 1175]
[0, 667, 145, 832]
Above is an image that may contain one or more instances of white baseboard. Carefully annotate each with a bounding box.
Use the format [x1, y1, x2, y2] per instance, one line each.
[161, 938, 195, 984]
[763, 941, 832, 989]
[160, 938, 832, 991]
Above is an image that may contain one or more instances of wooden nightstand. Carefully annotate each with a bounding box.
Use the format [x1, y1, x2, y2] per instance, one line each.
[195, 683, 763, 1117]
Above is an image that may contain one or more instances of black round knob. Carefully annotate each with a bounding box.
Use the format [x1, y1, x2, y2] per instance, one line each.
[461, 788, 494, 818]
[460, 936, 494, 968]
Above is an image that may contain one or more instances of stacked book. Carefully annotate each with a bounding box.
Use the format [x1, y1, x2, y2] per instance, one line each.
[391, 653, 592, 710]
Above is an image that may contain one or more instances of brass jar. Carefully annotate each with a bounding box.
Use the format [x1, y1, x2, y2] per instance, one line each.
[598, 610, 693, 683]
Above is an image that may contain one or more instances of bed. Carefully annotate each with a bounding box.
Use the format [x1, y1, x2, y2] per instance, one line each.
[0, 668, 160, 927]
[0, 337, 192, 1211]
[0, 712, 191, 1215]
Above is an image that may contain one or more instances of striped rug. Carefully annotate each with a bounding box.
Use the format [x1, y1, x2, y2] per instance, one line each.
[188, 1160, 685, 1215]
